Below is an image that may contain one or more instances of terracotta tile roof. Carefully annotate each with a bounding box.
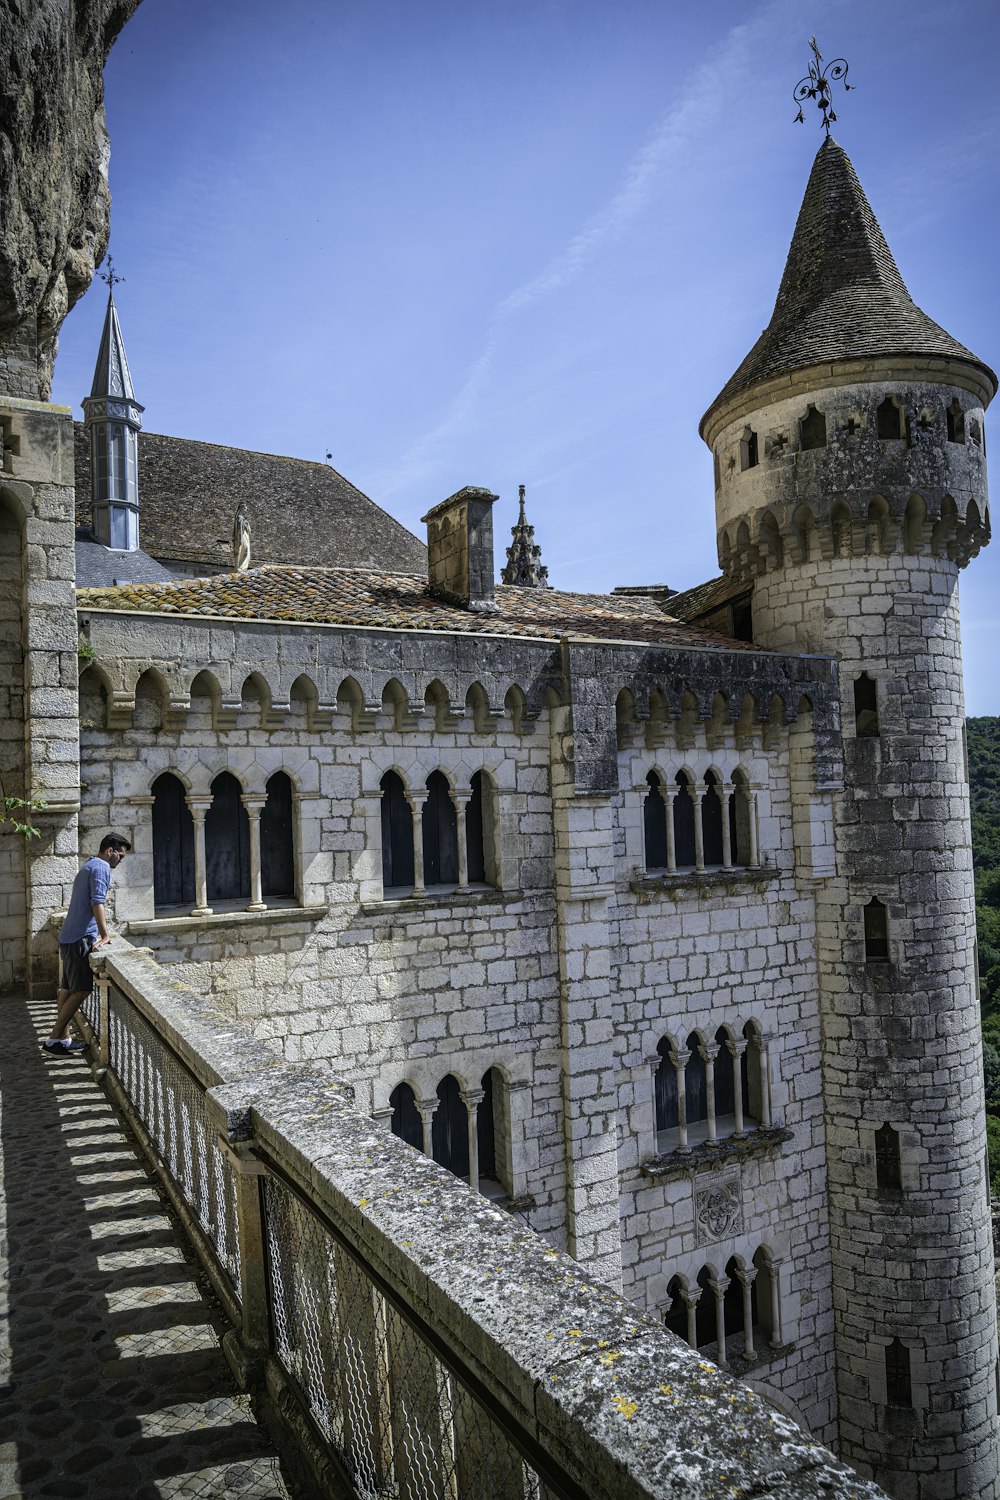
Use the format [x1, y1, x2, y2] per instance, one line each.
[76, 565, 762, 651]
[702, 139, 996, 433]
[73, 426, 427, 574]
[663, 574, 749, 623]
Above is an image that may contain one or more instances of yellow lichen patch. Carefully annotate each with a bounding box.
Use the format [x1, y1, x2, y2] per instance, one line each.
[659, 1384, 673, 1396]
[598, 1350, 622, 1366]
[357, 1197, 369, 1207]
[567, 1329, 583, 1337]
[611, 1395, 638, 1421]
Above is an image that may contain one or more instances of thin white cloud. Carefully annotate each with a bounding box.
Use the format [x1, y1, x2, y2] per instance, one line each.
[378, 0, 814, 500]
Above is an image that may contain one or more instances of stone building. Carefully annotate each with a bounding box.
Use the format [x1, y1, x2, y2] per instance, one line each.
[1, 125, 995, 1497]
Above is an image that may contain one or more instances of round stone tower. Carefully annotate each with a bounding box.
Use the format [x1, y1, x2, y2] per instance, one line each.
[701, 137, 997, 1498]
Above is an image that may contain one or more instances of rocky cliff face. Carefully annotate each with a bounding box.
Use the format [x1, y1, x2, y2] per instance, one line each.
[0, 0, 141, 401]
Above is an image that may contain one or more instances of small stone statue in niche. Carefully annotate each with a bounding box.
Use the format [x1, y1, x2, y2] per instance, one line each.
[232, 500, 251, 571]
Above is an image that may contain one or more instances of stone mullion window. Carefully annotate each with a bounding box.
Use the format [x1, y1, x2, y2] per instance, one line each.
[727, 1039, 747, 1135]
[241, 793, 268, 912]
[185, 795, 213, 916]
[692, 790, 705, 873]
[735, 1265, 757, 1358]
[454, 791, 473, 890]
[681, 1287, 700, 1349]
[460, 1087, 484, 1191]
[721, 786, 733, 869]
[415, 1096, 436, 1155]
[699, 1042, 718, 1143]
[708, 1274, 731, 1368]
[665, 788, 677, 873]
[408, 791, 429, 894]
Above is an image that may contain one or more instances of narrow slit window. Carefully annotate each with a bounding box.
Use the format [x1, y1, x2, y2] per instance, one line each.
[875, 1122, 902, 1191]
[885, 1339, 912, 1408]
[854, 673, 879, 738]
[799, 405, 827, 450]
[864, 897, 889, 962]
[946, 399, 966, 444]
[740, 428, 759, 471]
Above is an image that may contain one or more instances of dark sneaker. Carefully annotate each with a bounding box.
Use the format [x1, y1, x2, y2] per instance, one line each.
[43, 1038, 86, 1053]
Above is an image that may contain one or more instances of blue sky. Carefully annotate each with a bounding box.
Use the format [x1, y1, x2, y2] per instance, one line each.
[52, 0, 1000, 712]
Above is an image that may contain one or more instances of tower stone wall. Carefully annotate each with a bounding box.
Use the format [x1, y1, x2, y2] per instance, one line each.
[706, 365, 997, 1498]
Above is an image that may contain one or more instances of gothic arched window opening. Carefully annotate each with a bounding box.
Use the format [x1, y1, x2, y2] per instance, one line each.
[431, 1074, 469, 1178]
[152, 772, 195, 910]
[423, 771, 459, 886]
[854, 673, 880, 738]
[261, 771, 295, 899]
[876, 1122, 902, 1192]
[885, 1339, 912, 1408]
[723, 1256, 758, 1359]
[741, 1022, 765, 1127]
[731, 770, 753, 866]
[946, 399, 965, 444]
[695, 1267, 717, 1349]
[389, 1082, 423, 1152]
[702, 771, 725, 866]
[664, 1277, 690, 1345]
[864, 897, 890, 962]
[799, 405, 827, 451]
[205, 772, 250, 904]
[673, 772, 696, 869]
[739, 428, 759, 471]
[380, 771, 414, 892]
[466, 769, 498, 887]
[644, 771, 668, 870]
[685, 1032, 708, 1142]
[877, 397, 905, 441]
[714, 1026, 736, 1127]
[654, 1038, 679, 1150]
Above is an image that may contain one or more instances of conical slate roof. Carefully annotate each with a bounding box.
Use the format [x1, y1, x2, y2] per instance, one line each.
[89, 288, 136, 401]
[701, 138, 996, 434]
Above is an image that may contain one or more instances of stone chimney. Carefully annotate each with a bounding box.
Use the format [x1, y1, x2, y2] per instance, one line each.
[421, 486, 499, 612]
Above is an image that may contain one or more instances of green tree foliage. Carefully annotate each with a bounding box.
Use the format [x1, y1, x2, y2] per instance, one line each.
[969, 717, 1000, 871]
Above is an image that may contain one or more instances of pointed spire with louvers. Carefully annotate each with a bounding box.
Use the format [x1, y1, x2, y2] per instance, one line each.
[701, 138, 996, 434]
[501, 485, 549, 588]
[82, 267, 144, 551]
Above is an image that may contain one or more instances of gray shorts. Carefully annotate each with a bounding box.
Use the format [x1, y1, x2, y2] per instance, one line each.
[60, 938, 94, 994]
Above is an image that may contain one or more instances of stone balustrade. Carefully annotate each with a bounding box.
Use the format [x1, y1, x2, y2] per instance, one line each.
[79, 937, 888, 1500]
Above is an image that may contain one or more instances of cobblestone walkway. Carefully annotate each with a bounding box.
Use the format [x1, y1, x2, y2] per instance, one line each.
[0, 995, 293, 1499]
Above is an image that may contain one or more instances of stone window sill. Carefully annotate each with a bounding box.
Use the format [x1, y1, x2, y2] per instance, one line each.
[697, 1336, 794, 1378]
[123, 901, 328, 936]
[361, 884, 506, 916]
[641, 1124, 793, 1181]
[629, 865, 778, 899]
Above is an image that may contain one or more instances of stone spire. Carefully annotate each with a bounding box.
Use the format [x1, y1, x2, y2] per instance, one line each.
[701, 137, 996, 436]
[82, 272, 144, 551]
[501, 485, 549, 588]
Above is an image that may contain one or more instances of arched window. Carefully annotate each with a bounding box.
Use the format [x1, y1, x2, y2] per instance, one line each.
[877, 397, 904, 440]
[389, 1083, 423, 1151]
[864, 898, 889, 962]
[380, 771, 414, 891]
[673, 772, 696, 869]
[799, 405, 826, 450]
[205, 772, 250, 903]
[654, 1038, 679, 1149]
[876, 1122, 902, 1192]
[431, 1075, 469, 1178]
[714, 1027, 736, 1129]
[730, 770, 752, 865]
[695, 1267, 716, 1348]
[723, 1257, 754, 1349]
[739, 428, 758, 471]
[423, 771, 458, 886]
[685, 1032, 707, 1141]
[702, 771, 724, 866]
[664, 1277, 689, 1344]
[885, 1339, 912, 1408]
[644, 771, 668, 870]
[854, 673, 879, 738]
[741, 1023, 763, 1126]
[152, 772, 195, 909]
[946, 399, 965, 444]
[752, 1248, 778, 1347]
[261, 771, 295, 899]
[477, 1067, 510, 1197]
[466, 770, 498, 886]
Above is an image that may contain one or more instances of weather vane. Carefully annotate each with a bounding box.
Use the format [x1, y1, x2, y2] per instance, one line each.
[793, 37, 853, 135]
[99, 256, 124, 292]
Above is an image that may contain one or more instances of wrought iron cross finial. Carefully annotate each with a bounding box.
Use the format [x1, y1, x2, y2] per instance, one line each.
[99, 256, 124, 293]
[793, 37, 853, 134]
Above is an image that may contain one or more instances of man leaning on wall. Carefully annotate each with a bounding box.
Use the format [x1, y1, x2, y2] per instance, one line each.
[45, 833, 131, 1053]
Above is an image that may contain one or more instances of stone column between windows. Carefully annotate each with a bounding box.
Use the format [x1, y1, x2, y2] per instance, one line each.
[767, 1258, 783, 1348]
[186, 795, 213, 915]
[415, 1097, 437, 1156]
[727, 1039, 747, 1135]
[682, 1287, 700, 1349]
[700, 1043, 717, 1143]
[692, 789, 705, 873]
[758, 1041, 773, 1128]
[241, 793, 267, 911]
[721, 786, 733, 869]
[665, 789, 677, 873]
[408, 791, 428, 895]
[673, 1054, 689, 1151]
[709, 1274, 730, 1368]
[649, 1059, 661, 1156]
[748, 788, 760, 867]
[736, 1265, 757, 1358]
[454, 790, 472, 889]
[461, 1087, 484, 1190]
